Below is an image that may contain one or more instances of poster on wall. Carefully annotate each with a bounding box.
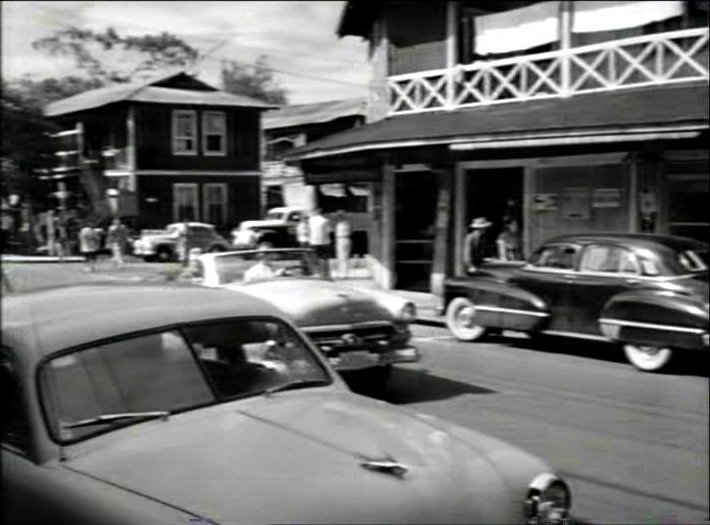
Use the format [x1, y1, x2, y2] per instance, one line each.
[592, 188, 621, 208]
[561, 187, 590, 219]
[532, 193, 558, 211]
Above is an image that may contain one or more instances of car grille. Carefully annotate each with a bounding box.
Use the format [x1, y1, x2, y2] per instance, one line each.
[306, 324, 397, 353]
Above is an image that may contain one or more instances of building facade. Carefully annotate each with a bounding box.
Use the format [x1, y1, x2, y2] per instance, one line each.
[262, 98, 372, 254]
[44, 72, 274, 233]
[288, 0, 709, 293]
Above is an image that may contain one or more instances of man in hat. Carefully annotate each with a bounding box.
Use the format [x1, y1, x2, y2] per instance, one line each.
[463, 216, 493, 273]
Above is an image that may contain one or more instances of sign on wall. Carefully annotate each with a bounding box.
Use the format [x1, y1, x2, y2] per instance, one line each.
[561, 187, 590, 219]
[532, 193, 558, 211]
[592, 188, 622, 208]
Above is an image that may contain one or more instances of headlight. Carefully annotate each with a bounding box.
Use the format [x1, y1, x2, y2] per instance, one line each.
[525, 472, 571, 523]
[398, 302, 417, 323]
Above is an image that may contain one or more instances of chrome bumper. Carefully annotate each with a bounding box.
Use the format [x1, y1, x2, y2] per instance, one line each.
[327, 346, 420, 372]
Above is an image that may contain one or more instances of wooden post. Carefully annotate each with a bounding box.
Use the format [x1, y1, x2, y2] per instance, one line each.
[381, 162, 396, 289]
[430, 167, 452, 302]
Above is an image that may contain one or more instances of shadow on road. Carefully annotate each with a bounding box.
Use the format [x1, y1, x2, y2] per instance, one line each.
[500, 334, 709, 378]
[346, 367, 498, 403]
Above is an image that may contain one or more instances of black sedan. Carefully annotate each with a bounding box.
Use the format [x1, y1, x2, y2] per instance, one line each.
[445, 234, 709, 372]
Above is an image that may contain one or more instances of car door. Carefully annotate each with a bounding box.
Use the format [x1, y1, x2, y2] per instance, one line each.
[567, 243, 643, 335]
[511, 242, 581, 332]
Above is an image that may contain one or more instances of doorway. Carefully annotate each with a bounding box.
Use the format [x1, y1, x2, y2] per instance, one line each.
[395, 171, 437, 291]
[464, 167, 524, 259]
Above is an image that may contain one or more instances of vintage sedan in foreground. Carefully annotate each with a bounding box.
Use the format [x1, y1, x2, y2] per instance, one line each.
[446, 234, 709, 372]
[2, 284, 571, 524]
[196, 248, 420, 388]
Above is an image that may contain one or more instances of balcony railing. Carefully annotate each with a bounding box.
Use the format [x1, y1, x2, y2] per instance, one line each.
[388, 27, 709, 115]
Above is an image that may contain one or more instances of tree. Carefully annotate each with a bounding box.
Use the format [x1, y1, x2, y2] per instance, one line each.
[32, 26, 199, 84]
[221, 56, 288, 105]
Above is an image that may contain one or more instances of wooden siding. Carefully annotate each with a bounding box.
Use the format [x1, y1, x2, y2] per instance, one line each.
[134, 104, 261, 171]
[135, 174, 261, 231]
[386, 2, 447, 75]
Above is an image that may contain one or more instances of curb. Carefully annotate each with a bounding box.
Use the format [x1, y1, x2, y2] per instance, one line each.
[2, 255, 85, 263]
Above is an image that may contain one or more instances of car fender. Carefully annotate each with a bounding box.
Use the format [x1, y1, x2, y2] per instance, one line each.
[445, 277, 549, 331]
[600, 290, 709, 350]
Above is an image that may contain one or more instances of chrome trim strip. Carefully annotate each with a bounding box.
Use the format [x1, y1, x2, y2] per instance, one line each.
[476, 305, 549, 317]
[599, 318, 707, 335]
[522, 265, 704, 282]
[303, 321, 393, 333]
[541, 330, 611, 342]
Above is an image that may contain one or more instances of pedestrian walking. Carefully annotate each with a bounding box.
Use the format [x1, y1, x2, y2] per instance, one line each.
[106, 218, 128, 266]
[78, 222, 101, 272]
[296, 215, 310, 248]
[462, 217, 493, 273]
[334, 210, 352, 278]
[308, 208, 331, 273]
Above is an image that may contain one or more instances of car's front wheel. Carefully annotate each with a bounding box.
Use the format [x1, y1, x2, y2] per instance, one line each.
[446, 297, 487, 341]
[155, 246, 173, 262]
[623, 344, 674, 372]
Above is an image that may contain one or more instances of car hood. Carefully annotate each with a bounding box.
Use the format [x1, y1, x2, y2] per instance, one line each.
[225, 279, 395, 326]
[238, 219, 288, 230]
[65, 391, 540, 524]
[137, 232, 177, 243]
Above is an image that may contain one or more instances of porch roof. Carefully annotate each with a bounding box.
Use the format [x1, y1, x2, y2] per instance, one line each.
[285, 83, 709, 161]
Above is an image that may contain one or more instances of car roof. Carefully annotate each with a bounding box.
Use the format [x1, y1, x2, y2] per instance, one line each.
[546, 233, 708, 252]
[2, 283, 285, 358]
[267, 207, 304, 213]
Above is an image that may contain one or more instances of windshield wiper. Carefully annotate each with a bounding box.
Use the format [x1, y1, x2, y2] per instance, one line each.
[62, 411, 170, 429]
[264, 379, 329, 397]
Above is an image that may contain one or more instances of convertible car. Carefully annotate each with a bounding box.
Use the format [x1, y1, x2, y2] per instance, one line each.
[2, 284, 571, 524]
[195, 248, 419, 389]
[445, 234, 709, 372]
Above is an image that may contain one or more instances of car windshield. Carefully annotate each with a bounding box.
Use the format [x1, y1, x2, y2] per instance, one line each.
[678, 249, 708, 272]
[166, 224, 183, 235]
[39, 318, 331, 443]
[265, 211, 286, 220]
[213, 250, 329, 284]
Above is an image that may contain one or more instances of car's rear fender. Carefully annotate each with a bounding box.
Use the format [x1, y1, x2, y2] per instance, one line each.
[445, 278, 549, 331]
[600, 290, 709, 350]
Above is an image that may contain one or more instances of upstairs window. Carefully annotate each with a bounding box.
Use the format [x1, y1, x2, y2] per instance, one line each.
[202, 112, 227, 156]
[172, 110, 197, 155]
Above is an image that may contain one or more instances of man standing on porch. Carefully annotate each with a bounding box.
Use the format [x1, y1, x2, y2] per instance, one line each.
[334, 210, 352, 278]
[463, 217, 493, 273]
[308, 208, 331, 271]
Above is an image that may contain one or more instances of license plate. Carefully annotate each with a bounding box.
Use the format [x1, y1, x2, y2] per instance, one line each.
[336, 351, 378, 370]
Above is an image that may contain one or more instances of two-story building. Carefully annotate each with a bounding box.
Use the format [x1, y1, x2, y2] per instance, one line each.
[44, 71, 275, 232]
[262, 98, 372, 254]
[286, 0, 709, 293]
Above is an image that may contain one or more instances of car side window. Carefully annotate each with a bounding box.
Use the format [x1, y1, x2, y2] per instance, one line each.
[580, 245, 639, 274]
[290, 212, 302, 222]
[530, 244, 579, 270]
[0, 347, 31, 454]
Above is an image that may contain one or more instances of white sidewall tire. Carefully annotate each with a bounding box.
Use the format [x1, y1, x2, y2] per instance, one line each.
[446, 297, 487, 341]
[624, 344, 673, 372]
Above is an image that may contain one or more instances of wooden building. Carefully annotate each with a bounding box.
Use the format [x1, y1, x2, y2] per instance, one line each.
[44, 71, 275, 232]
[287, 0, 709, 293]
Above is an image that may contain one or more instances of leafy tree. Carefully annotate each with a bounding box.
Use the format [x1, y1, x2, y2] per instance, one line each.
[32, 26, 199, 84]
[221, 56, 288, 105]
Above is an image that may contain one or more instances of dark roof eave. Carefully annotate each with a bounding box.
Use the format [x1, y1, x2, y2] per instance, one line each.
[337, 1, 381, 38]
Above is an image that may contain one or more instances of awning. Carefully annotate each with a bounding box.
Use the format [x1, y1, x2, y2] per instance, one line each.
[286, 83, 708, 162]
[572, 0, 685, 33]
[475, 1, 560, 55]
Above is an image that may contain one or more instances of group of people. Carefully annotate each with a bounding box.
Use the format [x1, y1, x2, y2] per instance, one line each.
[463, 214, 522, 273]
[295, 209, 352, 277]
[78, 218, 129, 272]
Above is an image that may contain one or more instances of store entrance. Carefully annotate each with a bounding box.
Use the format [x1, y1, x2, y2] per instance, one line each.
[464, 167, 524, 260]
[395, 170, 437, 291]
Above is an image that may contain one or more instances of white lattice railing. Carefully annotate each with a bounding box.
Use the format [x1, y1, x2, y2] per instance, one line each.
[388, 27, 709, 115]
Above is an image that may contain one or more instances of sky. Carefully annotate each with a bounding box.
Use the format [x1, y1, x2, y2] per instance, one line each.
[1, 0, 371, 105]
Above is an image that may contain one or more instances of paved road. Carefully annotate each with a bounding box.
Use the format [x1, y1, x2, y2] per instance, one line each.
[366, 325, 708, 525]
[4, 262, 708, 524]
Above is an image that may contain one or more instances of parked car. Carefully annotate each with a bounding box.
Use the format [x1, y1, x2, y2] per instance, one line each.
[2, 283, 571, 525]
[231, 206, 306, 249]
[445, 234, 709, 372]
[132, 222, 229, 262]
[196, 248, 419, 388]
